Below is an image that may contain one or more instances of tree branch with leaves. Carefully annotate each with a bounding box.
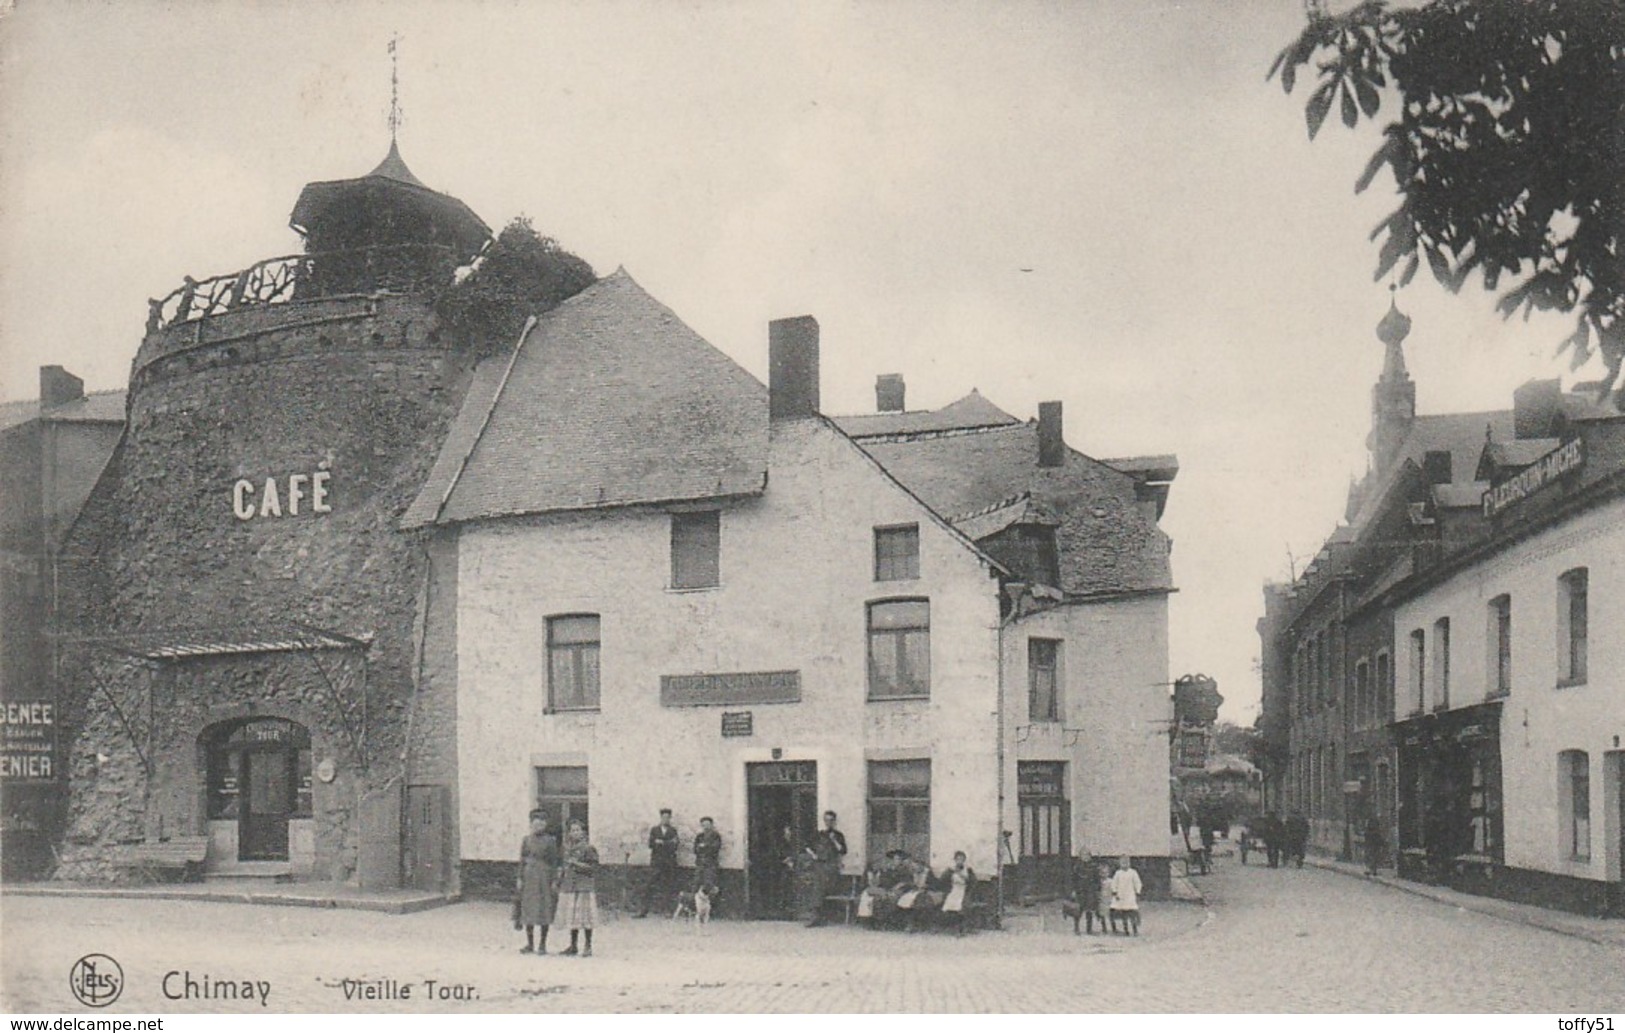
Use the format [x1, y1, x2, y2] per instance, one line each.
[1271, 0, 1625, 401]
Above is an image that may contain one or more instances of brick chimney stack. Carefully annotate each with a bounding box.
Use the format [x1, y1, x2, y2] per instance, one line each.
[769, 316, 820, 421]
[876, 374, 906, 413]
[39, 366, 84, 410]
[1422, 449, 1453, 485]
[1038, 401, 1064, 467]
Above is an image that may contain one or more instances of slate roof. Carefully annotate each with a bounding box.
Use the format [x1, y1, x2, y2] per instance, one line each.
[43, 391, 126, 424]
[833, 390, 1020, 439]
[0, 390, 126, 433]
[950, 492, 1060, 542]
[851, 419, 1173, 596]
[1431, 481, 1492, 509]
[1480, 438, 1561, 474]
[1102, 454, 1180, 481]
[404, 269, 769, 528]
[1349, 410, 1513, 530]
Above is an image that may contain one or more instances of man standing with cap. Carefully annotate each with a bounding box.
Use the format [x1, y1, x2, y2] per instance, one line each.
[636, 808, 681, 918]
[805, 810, 848, 926]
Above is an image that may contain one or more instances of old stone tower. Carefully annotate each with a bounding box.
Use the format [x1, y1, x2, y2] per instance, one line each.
[54, 145, 491, 885]
[1368, 297, 1416, 476]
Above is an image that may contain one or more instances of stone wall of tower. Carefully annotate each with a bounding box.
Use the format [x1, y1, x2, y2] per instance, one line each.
[53, 293, 474, 882]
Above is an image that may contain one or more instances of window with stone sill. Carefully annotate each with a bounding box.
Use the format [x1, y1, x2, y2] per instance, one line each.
[1375, 651, 1391, 725]
[867, 599, 930, 700]
[867, 759, 930, 864]
[1408, 628, 1426, 716]
[1557, 568, 1587, 687]
[547, 614, 600, 712]
[873, 524, 920, 582]
[1487, 594, 1512, 698]
[1028, 638, 1061, 722]
[671, 510, 721, 590]
[1561, 750, 1590, 862]
[535, 765, 589, 834]
[1431, 617, 1451, 711]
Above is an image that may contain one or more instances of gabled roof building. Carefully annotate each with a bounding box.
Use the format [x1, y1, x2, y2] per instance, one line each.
[1259, 297, 1625, 917]
[34, 143, 1180, 914]
[408, 274, 1181, 911]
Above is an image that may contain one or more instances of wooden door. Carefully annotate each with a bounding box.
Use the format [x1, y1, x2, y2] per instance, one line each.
[240, 748, 293, 861]
[405, 784, 448, 891]
[1017, 761, 1069, 899]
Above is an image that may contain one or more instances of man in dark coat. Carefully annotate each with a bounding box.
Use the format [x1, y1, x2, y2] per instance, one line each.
[693, 816, 722, 897]
[1285, 811, 1309, 868]
[1263, 812, 1283, 868]
[805, 810, 848, 926]
[636, 808, 681, 918]
[1364, 811, 1387, 875]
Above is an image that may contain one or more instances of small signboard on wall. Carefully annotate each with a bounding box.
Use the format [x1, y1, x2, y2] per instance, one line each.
[721, 711, 754, 738]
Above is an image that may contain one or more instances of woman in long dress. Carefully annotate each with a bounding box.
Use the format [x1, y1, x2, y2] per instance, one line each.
[517, 810, 558, 954]
[554, 818, 599, 957]
[941, 851, 976, 936]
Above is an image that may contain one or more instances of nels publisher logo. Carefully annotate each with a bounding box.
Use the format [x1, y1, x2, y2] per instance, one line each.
[69, 954, 124, 1008]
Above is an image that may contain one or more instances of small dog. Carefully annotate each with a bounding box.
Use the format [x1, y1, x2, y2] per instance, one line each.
[1061, 896, 1083, 932]
[672, 886, 713, 928]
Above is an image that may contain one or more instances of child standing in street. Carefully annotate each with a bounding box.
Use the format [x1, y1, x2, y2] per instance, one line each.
[1108, 855, 1143, 936]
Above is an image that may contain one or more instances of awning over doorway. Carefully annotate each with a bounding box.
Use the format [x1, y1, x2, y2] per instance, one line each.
[53, 621, 370, 661]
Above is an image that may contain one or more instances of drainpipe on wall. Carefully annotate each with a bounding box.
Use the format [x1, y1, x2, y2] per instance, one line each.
[995, 609, 1006, 925]
[993, 586, 1024, 926]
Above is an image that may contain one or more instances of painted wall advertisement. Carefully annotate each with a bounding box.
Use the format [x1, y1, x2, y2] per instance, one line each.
[1, 699, 57, 783]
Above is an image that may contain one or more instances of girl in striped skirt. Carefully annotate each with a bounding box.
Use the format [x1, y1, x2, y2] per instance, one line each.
[554, 818, 599, 956]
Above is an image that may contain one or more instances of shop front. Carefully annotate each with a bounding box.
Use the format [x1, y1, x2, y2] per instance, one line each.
[1392, 701, 1503, 887]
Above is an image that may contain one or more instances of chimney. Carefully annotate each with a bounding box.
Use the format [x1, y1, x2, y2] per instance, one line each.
[1513, 378, 1563, 440]
[875, 373, 906, 413]
[1422, 449, 1453, 485]
[1037, 401, 1064, 467]
[39, 366, 84, 410]
[769, 316, 820, 420]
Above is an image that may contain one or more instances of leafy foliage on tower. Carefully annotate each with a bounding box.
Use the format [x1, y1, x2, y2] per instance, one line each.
[435, 216, 596, 355]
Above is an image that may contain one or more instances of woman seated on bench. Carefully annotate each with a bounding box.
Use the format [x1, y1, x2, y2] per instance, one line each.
[895, 855, 942, 912]
[938, 851, 977, 934]
[858, 850, 920, 925]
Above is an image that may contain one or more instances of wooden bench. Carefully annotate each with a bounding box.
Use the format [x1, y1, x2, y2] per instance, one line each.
[860, 884, 995, 934]
[824, 874, 864, 924]
[111, 836, 210, 882]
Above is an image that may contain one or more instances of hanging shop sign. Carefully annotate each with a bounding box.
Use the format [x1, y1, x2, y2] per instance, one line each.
[1178, 730, 1208, 769]
[1482, 438, 1584, 518]
[0, 699, 57, 783]
[232, 470, 333, 521]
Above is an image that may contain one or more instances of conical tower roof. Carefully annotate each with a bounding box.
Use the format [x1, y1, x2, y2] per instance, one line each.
[365, 140, 428, 189]
[1376, 297, 1412, 381]
[289, 141, 491, 261]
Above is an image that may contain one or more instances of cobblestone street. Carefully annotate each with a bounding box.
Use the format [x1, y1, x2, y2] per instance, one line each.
[3, 860, 1620, 1013]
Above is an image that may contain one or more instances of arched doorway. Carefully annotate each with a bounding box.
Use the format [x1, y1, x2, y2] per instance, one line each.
[203, 718, 312, 861]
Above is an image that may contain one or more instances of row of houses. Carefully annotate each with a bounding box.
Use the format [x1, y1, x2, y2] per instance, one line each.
[0, 142, 1181, 913]
[1258, 301, 1624, 917]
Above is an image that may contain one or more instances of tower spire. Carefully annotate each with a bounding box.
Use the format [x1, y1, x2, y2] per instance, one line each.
[387, 32, 403, 144]
[1369, 285, 1416, 474]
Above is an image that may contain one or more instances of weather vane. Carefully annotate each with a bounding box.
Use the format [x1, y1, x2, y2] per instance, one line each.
[387, 32, 403, 142]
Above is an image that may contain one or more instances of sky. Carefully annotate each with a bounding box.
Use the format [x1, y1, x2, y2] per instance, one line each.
[0, 0, 1590, 723]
